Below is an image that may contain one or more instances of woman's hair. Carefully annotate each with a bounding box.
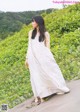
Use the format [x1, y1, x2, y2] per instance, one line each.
[31, 16, 46, 42]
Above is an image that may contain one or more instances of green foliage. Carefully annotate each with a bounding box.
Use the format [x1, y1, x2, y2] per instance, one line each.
[0, 25, 33, 108]
[44, 4, 80, 37]
[50, 29, 80, 80]
[0, 4, 80, 109]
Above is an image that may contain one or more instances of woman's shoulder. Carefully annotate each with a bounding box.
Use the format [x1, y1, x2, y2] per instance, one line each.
[44, 31, 50, 38]
[29, 29, 33, 34]
[28, 30, 33, 37]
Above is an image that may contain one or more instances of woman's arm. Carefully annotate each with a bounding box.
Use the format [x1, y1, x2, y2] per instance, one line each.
[44, 32, 50, 49]
[26, 30, 32, 59]
[25, 30, 32, 68]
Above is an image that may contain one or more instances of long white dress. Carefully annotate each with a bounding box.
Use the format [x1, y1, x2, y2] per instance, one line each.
[26, 31, 70, 98]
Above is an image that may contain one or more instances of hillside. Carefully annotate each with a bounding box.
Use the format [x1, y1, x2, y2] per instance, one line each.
[0, 4, 80, 109]
[0, 8, 55, 41]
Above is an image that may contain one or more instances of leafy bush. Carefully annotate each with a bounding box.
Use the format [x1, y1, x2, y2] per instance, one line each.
[50, 29, 80, 80]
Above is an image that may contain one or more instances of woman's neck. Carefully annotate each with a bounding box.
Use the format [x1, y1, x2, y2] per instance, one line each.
[37, 27, 39, 33]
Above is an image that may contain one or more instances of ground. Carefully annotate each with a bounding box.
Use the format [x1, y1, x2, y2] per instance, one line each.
[8, 80, 80, 112]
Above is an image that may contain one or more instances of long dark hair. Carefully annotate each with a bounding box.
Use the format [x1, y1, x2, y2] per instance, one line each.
[31, 16, 46, 42]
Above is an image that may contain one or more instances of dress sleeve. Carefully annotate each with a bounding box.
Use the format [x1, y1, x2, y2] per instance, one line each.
[26, 30, 32, 59]
[44, 31, 50, 49]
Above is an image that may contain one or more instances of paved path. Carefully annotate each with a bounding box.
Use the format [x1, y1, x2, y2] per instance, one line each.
[8, 80, 80, 112]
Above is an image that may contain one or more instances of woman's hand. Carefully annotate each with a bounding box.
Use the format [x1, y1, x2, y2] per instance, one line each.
[25, 59, 29, 68]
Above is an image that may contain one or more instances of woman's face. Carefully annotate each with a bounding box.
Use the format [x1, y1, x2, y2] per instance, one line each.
[32, 19, 38, 29]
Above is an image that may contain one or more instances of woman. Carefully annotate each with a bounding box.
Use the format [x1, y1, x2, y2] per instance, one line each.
[25, 16, 70, 105]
